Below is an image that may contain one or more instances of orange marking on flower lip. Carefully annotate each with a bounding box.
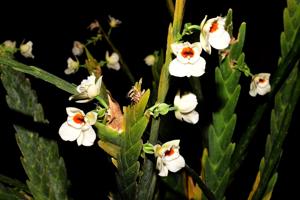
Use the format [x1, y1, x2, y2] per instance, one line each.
[258, 78, 266, 83]
[210, 21, 219, 33]
[164, 148, 175, 157]
[181, 47, 194, 58]
[73, 113, 84, 124]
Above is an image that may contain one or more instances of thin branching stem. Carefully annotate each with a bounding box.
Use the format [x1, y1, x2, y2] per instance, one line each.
[185, 164, 217, 200]
[97, 22, 135, 83]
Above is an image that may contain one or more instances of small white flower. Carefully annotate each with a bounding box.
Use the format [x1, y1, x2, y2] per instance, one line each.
[154, 140, 185, 177]
[20, 41, 34, 58]
[59, 107, 97, 146]
[174, 91, 199, 124]
[64, 57, 79, 75]
[72, 41, 84, 56]
[69, 74, 102, 103]
[169, 42, 206, 77]
[108, 15, 122, 28]
[3, 40, 16, 49]
[88, 20, 100, 31]
[200, 16, 231, 54]
[144, 54, 156, 66]
[105, 51, 120, 70]
[249, 73, 271, 97]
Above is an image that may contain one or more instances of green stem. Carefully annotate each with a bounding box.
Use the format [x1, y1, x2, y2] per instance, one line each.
[149, 0, 186, 143]
[97, 22, 135, 83]
[166, 0, 175, 18]
[138, 1, 186, 199]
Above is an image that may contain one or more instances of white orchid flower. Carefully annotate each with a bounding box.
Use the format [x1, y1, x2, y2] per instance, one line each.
[64, 57, 79, 75]
[200, 16, 231, 54]
[169, 42, 206, 77]
[174, 91, 199, 124]
[72, 41, 84, 56]
[3, 40, 16, 49]
[108, 16, 122, 28]
[59, 107, 97, 146]
[69, 74, 102, 103]
[20, 41, 34, 58]
[249, 73, 271, 97]
[144, 54, 156, 66]
[154, 140, 185, 177]
[105, 51, 120, 70]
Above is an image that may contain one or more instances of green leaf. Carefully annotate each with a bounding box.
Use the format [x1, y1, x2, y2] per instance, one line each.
[0, 66, 69, 200]
[231, 1, 300, 182]
[202, 11, 243, 199]
[0, 58, 76, 94]
[251, 65, 300, 200]
[0, 184, 26, 200]
[225, 9, 233, 37]
[229, 22, 246, 61]
[0, 174, 30, 195]
[95, 122, 121, 145]
[262, 173, 278, 200]
[116, 85, 150, 199]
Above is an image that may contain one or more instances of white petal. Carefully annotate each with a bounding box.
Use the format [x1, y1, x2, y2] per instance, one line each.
[86, 76, 102, 98]
[191, 42, 202, 54]
[200, 32, 211, 54]
[169, 59, 188, 77]
[156, 157, 169, 177]
[165, 155, 185, 173]
[76, 132, 84, 146]
[200, 15, 207, 30]
[175, 110, 184, 121]
[64, 68, 74, 75]
[249, 80, 257, 97]
[257, 85, 271, 96]
[175, 93, 198, 113]
[107, 62, 121, 70]
[66, 107, 84, 116]
[77, 127, 96, 146]
[85, 111, 98, 125]
[144, 54, 156, 66]
[208, 30, 231, 50]
[182, 110, 199, 124]
[186, 57, 206, 77]
[59, 122, 81, 141]
[95, 76, 102, 94]
[75, 99, 92, 103]
[158, 166, 169, 177]
[87, 85, 99, 98]
[171, 43, 185, 56]
[162, 140, 180, 148]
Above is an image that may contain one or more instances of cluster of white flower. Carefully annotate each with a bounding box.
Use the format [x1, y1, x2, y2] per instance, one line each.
[145, 15, 272, 176]
[54, 15, 272, 177]
[1, 40, 34, 58]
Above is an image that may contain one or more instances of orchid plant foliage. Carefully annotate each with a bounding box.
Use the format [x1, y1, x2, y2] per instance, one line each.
[0, 0, 299, 200]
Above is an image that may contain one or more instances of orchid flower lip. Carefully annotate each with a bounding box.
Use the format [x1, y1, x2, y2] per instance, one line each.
[154, 140, 185, 177]
[59, 107, 97, 146]
[169, 42, 206, 77]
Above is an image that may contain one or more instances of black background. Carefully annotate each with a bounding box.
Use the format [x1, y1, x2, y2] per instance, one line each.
[0, 0, 299, 199]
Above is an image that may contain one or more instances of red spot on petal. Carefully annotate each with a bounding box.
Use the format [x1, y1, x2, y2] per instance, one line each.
[164, 148, 175, 157]
[181, 47, 194, 58]
[73, 113, 84, 124]
[259, 78, 266, 83]
[210, 21, 219, 33]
